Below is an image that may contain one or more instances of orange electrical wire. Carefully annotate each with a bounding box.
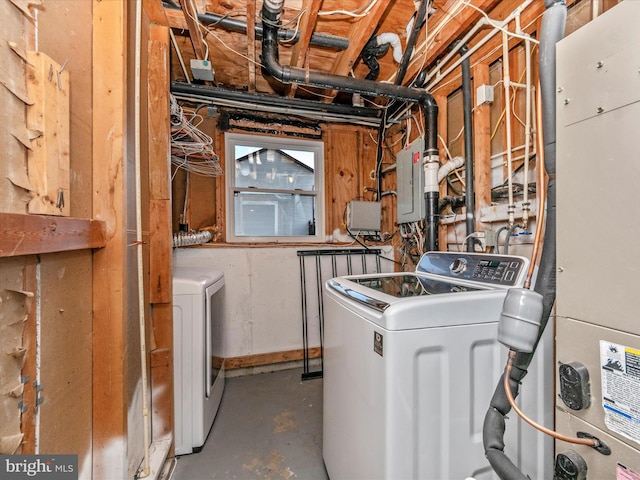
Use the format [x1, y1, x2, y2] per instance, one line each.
[503, 350, 597, 447]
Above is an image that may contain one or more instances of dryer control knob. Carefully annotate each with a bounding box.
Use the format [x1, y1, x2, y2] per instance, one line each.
[450, 258, 467, 274]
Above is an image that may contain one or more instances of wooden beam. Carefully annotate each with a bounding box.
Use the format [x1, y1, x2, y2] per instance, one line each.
[142, 0, 169, 26]
[247, 0, 256, 91]
[92, 0, 127, 477]
[163, 8, 188, 29]
[147, 25, 173, 304]
[472, 63, 492, 226]
[286, 0, 322, 98]
[385, 0, 502, 86]
[322, 0, 392, 102]
[181, 0, 207, 60]
[0, 213, 106, 257]
[424, 1, 547, 97]
[224, 347, 322, 370]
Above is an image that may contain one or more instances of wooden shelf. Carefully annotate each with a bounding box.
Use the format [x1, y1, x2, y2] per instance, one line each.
[0, 212, 106, 257]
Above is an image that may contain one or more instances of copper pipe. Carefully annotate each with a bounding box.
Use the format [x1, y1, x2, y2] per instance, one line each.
[504, 350, 597, 447]
[524, 82, 546, 289]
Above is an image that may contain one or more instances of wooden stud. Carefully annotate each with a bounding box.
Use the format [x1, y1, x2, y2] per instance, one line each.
[286, 0, 322, 98]
[181, 0, 207, 60]
[247, 0, 256, 92]
[472, 63, 492, 230]
[92, 0, 127, 477]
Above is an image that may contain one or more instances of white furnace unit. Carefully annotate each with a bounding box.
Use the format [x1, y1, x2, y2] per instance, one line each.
[554, 2, 640, 478]
[323, 251, 554, 479]
[173, 267, 225, 455]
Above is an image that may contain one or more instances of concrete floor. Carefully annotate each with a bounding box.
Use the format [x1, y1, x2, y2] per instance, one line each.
[171, 367, 329, 480]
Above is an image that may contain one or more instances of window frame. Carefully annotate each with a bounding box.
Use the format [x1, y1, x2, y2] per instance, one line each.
[225, 132, 325, 243]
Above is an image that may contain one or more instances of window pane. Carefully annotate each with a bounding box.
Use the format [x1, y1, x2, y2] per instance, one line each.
[234, 191, 316, 237]
[234, 146, 315, 191]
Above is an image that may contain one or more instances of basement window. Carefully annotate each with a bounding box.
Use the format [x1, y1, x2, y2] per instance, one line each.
[225, 133, 325, 243]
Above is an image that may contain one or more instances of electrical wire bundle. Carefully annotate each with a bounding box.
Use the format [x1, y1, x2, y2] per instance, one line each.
[170, 94, 222, 177]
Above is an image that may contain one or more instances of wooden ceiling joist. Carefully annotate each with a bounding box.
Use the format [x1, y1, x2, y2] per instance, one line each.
[321, 0, 393, 102]
[286, 0, 323, 98]
[180, 0, 207, 59]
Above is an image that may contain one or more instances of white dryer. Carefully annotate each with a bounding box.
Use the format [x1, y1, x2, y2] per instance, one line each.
[323, 252, 553, 480]
[173, 267, 225, 455]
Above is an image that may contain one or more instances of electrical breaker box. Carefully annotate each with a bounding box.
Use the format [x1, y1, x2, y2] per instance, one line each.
[396, 137, 424, 224]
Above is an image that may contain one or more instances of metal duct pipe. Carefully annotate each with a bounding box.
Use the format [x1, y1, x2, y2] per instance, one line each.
[460, 45, 476, 252]
[395, 0, 429, 85]
[163, 2, 350, 50]
[260, 1, 440, 251]
[482, 1, 566, 478]
[170, 81, 383, 120]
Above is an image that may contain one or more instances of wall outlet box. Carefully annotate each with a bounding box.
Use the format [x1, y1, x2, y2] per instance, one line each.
[190, 58, 215, 82]
[476, 84, 494, 106]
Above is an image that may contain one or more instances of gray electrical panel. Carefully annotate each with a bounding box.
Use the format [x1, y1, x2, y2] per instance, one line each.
[396, 137, 424, 224]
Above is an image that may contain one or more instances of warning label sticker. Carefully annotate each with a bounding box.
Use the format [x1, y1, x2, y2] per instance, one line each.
[618, 463, 640, 480]
[600, 341, 640, 444]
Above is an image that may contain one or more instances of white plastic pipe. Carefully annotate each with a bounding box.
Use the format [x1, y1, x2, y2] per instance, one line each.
[423, 0, 536, 92]
[438, 155, 465, 183]
[377, 32, 403, 63]
[522, 37, 532, 229]
[134, 0, 151, 476]
[502, 31, 515, 227]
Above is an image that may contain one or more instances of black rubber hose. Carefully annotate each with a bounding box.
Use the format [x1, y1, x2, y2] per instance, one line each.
[503, 223, 521, 255]
[482, 2, 566, 479]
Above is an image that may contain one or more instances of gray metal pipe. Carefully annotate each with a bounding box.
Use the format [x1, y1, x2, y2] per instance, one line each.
[259, 1, 441, 251]
[482, 1, 566, 479]
[163, 1, 350, 50]
[460, 45, 476, 252]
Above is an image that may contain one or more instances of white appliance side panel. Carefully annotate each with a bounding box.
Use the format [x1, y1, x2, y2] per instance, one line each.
[200, 282, 225, 446]
[323, 293, 386, 480]
[189, 292, 207, 450]
[385, 323, 538, 480]
[173, 297, 195, 455]
[323, 292, 554, 480]
[556, 0, 640, 334]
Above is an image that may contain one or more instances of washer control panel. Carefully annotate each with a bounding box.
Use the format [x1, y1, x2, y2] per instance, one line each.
[417, 252, 527, 287]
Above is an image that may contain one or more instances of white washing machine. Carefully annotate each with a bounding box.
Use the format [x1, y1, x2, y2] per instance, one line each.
[173, 267, 225, 455]
[323, 252, 553, 480]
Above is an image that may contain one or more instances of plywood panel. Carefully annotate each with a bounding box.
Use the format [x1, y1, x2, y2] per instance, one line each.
[35, 0, 94, 219]
[38, 252, 93, 465]
[324, 126, 360, 236]
[25, 51, 70, 216]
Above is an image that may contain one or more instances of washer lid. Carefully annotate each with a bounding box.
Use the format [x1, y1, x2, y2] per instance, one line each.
[173, 267, 224, 294]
